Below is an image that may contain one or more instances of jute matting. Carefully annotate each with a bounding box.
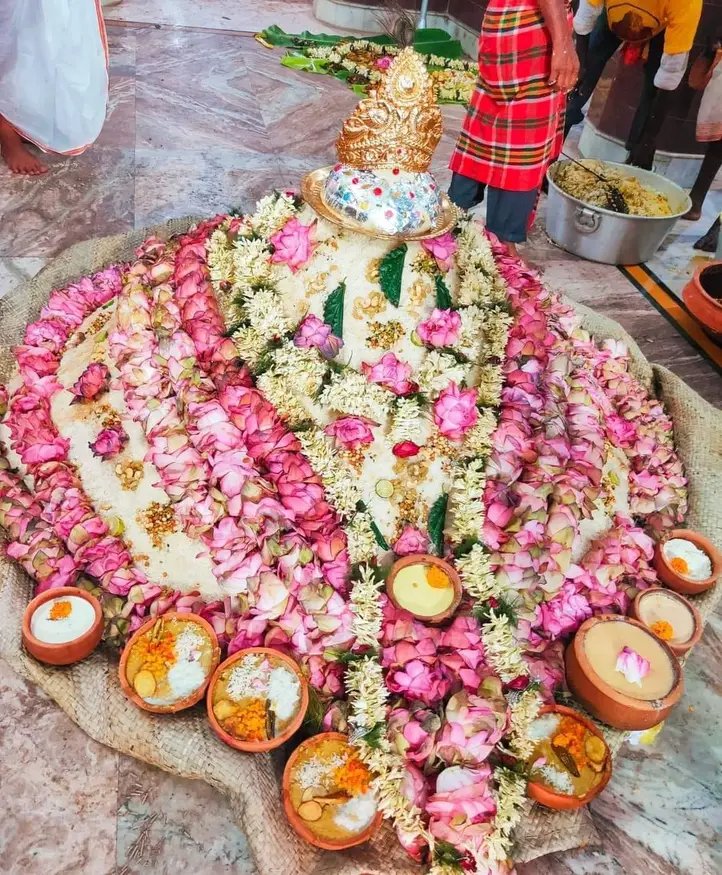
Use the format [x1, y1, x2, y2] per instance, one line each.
[1, 222, 720, 874]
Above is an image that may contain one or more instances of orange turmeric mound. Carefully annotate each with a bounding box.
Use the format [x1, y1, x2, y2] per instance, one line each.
[334, 754, 371, 796]
[49, 600, 72, 621]
[224, 698, 267, 741]
[426, 565, 451, 590]
[650, 619, 675, 641]
[132, 630, 177, 677]
[669, 556, 690, 576]
[553, 716, 589, 772]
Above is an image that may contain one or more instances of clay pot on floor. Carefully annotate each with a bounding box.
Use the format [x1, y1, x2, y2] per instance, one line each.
[682, 261, 722, 344]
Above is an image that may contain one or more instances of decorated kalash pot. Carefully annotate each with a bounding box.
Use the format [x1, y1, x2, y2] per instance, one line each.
[386, 554, 462, 624]
[301, 47, 458, 239]
[282, 732, 382, 851]
[565, 615, 684, 730]
[22, 586, 103, 666]
[526, 704, 611, 811]
[629, 587, 702, 657]
[652, 528, 721, 595]
[207, 647, 309, 752]
[119, 612, 220, 714]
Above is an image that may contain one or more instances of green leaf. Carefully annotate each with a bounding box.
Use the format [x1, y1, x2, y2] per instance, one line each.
[473, 595, 519, 628]
[323, 280, 346, 339]
[359, 722, 386, 749]
[378, 243, 407, 307]
[280, 52, 330, 75]
[453, 536, 478, 558]
[434, 274, 453, 310]
[433, 840, 464, 868]
[369, 518, 389, 551]
[428, 493, 448, 556]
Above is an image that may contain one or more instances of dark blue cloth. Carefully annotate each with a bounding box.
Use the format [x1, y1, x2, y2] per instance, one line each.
[448, 172, 538, 243]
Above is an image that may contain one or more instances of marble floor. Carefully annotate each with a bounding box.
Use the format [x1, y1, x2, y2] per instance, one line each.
[0, 2, 720, 874]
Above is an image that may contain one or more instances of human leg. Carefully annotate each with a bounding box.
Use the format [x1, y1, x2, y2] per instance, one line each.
[0, 115, 47, 175]
[684, 139, 722, 220]
[626, 32, 666, 168]
[448, 172, 486, 210]
[485, 187, 539, 250]
[565, 15, 621, 136]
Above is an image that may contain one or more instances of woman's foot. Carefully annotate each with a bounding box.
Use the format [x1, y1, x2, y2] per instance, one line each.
[0, 118, 48, 175]
[683, 206, 702, 221]
[506, 242, 520, 257]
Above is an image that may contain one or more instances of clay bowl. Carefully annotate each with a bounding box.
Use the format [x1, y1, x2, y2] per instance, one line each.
[22, 586, 103, 666]
[565, 615, 684, 731]
[629, 587, 703, 657]
[682, 261, 722, 344]
[652, 529, 721, 595]
[282, 731, 383, 850]
[527, 704, 612, 811]
[385, 554, 462, 625]
[207, 647, 309, 753]
[119, 612, 220, 714]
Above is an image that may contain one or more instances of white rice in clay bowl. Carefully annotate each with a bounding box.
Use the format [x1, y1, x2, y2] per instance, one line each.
[663, 538, 713, 581]
[120, 613, 220, 713]
[208, 646, 309, 752]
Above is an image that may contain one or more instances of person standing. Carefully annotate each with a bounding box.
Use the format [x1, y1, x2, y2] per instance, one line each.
[684, 35, 722, 252]
[0, 0, 109, 175]
[448, 0, 578, 254]
[566, 0, 703, 168]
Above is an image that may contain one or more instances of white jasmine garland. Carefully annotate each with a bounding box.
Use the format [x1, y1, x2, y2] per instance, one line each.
[448, 458, 486, 543]
[244, 287, 293, 339]
[416, 350, 467, 398]
[267, 340, 328, 398]
[233, 237, 274, 286]
[486, 768, 527, 862]
[256, 371, 309, 426]
[249, 192, 297, 237]
[319, 369, 392, 422]
[348, 563, 384, 649]
[456, 543, 497, 602]
[462, 407, 497, 458]
[482, 611, 527, 682]
[389, 396, 423, 443]
[506, 687, 543, 760]
[294, 428, 362, 517]
[229, 326, 267, 368]
[346, 513, 379, 565]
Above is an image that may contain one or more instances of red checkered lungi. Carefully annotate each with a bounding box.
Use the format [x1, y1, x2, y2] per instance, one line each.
[450, 0, 569, 192]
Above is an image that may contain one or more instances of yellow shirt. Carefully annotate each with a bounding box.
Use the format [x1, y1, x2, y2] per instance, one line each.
[588, 0, 702, 54]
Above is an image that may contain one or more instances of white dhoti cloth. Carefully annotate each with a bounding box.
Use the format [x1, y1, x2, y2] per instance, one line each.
[0, 0, 108, 154]
[697, 57, 722, 143]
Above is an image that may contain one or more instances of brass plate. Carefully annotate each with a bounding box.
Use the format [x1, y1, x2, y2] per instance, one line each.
[301, 167, 459, 241]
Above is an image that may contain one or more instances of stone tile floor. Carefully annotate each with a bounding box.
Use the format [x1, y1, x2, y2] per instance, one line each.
[0, 2, 720, 873]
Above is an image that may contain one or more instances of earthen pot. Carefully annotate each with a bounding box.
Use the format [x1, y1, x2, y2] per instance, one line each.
[385, 554, 462, 624]
[282, 731, 382, 850]
[119, 612, 220, 714]
[22, 587, 103, 666]
[527, 704, 612, 811]
[629, 587, 703, 657]
[565, 615, 683, 730]
[652, 529, 721, 595]
[682, 261, 722, 344]
[207, 647, 309, 753]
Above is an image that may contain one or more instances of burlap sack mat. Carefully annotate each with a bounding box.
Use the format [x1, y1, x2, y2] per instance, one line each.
[1, 223, 720, 874]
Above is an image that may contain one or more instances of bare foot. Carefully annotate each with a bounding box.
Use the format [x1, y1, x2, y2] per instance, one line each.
[0, 118, 48, 175]
[505, 242, 520, 257]
[682, 207, 702, 221]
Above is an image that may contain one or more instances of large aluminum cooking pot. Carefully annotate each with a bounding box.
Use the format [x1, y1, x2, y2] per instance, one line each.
[545, 160, 691, 265]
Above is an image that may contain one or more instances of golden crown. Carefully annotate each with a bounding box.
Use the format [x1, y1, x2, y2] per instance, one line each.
[336, 47, 443, 174]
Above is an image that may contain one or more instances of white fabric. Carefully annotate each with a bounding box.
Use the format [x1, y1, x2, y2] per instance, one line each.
[573, 0, 603, 36]
[0, 0, 108, 154]
[654, 51, 689, 90]
[697, 58, 722, 142]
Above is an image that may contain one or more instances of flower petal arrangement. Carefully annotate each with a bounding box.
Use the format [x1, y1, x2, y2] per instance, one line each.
[0, 194, 691, 873]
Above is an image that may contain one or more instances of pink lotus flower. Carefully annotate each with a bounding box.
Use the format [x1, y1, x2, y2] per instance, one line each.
[436, 690, 508, 767]
[535, 582, 593, 641]
[89, 426, 128, 460]
[606, 413, 636, 446]
[294, 314, 343, 359]
[376, 55, 393, 70]
[388, 705, 440, 765]
[417, 308, 461, 348]
[615, 646, 650, 686]
[395, 764, 430, 862]
[427, 765, 497, 853]
[324, 415, 376, 450]
[270, 217, 316, 272]
[433, 382, 478, 441]
[393, 525, 429, 557]
[422, 232, 458, 272]
[386, 658, 450, 707]
[70, 362, 110, 402]
[362, 352, 417, 396]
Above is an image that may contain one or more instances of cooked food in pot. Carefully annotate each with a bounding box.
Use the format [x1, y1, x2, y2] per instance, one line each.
[552, 160, 673, 217]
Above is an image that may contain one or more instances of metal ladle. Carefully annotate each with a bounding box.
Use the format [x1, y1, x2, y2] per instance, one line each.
[560, 152, 629, 214]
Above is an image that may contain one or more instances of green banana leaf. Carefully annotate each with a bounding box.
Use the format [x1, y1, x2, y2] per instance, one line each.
[259, 25, 466, 59]
[280, 52, 331, 75]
